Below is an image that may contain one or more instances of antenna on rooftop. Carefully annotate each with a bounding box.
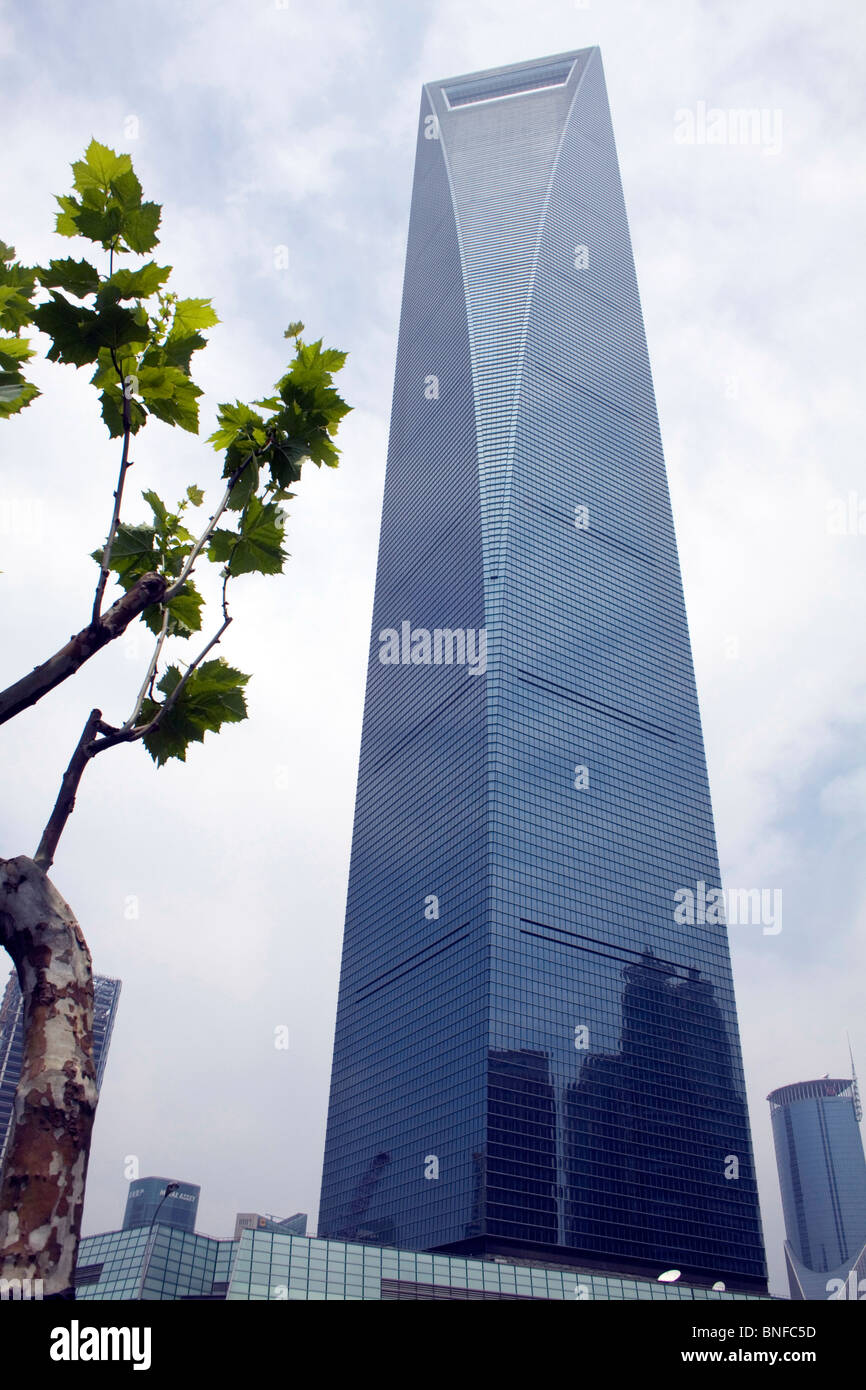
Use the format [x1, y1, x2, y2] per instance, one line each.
[848, 1033, 862, 1123]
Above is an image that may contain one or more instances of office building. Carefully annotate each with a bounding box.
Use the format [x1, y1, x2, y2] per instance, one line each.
[77, 1224, 773, 1302]
[0, 969, 120, 1170]
[318, 47, 766, 1292]
[234, 1211, 307, 1240]
[76, 1185, 307, 1299]
[226, 1232, 773, 1301]
[122, 1176, 200, 1234]
[76, 1223, 235, 1300]
[768, 1076, 866, 1299]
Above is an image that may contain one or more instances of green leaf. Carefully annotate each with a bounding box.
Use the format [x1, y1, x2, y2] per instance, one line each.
[53, 145, 158, 253]
[268, 439, 305, 487]
[282, 337, 348, 389]
[207, 401, 263, 452]
[36, 292, 151, 367]
[110, 167, 144, 210]
[0, 335, 35, 368]
[306, 432, 340, 469]
[97, 382, 146, 438]
[72, 139, 132, 192]
[140, 658, 249, 766]
[37, 257, 100, 298]
[108, 262, 172, 300]
[317, 347, 348, 373]
[32, 294, 102, 365]
[142, 582, 204, 638]
[208, 495, 287, 576]
[0, 375, 40, 417]
[225, 458, 258, 511]
[94, 522, 156, 578]
[160, 332, 206, 374]
[73, 202, 124, 247]
[142, 488, 169, 528]
[89, 345, 137, 387]
[90, 350, 148, 436]
[94, 301, 151, 351]
[167, 297, 219, 339]
[186, 485, 205, 507]
[54, 194, 82, 238]
[0, 284, 36, 333]
[121, 202, 161, 253]
[135, 363, 185, 400]
[138, 364, 202, 432]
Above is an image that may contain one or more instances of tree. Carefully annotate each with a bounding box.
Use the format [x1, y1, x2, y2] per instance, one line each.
[0, 140, 350, 1297]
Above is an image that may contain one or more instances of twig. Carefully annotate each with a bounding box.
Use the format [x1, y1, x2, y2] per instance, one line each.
[91, 366, 133, 625]
[123, 607, 169, 732]
[33, 709, 103, 870]
[91, 609, 233, 758]
[162, 454, 253, 602]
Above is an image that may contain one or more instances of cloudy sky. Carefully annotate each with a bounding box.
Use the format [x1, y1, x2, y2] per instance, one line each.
[1, 0, 863, 1298]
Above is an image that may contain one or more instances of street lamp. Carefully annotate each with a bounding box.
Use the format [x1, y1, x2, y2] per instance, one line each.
[137, 1182, 180, 1299]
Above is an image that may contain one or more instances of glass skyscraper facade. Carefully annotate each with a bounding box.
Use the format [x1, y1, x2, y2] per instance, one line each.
[122, 1176, 201, 1234]
[318, 47, 767, 1292]
[768, 1077, 866, 1299]
[0, 968, 121, 1171]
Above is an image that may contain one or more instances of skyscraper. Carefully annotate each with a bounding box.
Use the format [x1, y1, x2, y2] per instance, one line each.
[0, 969, 121, 1171]
[768, 1076, 866, 1299]
[319, 47, 767, 1291]
[122, 1177, 200, 1234]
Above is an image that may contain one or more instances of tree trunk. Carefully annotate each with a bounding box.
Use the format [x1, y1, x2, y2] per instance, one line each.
[0, 856, 96, 1298]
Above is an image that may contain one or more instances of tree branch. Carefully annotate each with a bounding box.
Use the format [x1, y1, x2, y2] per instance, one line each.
[1, 445, 258, 732]
[33, 708, 103, 871]
[0, 571, 168, 727]
[162, 453, 253, 602]
[91, 606, 233, 758]
[91, 381, 133, 624]
[123, 606, 169, 732]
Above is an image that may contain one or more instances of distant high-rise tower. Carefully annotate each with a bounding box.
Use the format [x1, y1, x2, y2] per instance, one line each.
[233, 1211, 307, 1241]
[122, 1176, 200, 1234]
[768, 1076, 866, 1299]
[0, 969, 121, 1170]
[319, 47, 767, 1291]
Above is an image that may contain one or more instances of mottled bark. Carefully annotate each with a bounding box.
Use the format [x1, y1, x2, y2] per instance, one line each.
[0, 570, 168, 727]
[0, 857, 96, 1297]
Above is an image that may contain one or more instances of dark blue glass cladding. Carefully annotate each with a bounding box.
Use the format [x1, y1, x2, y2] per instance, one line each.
[319, 47, 767, 1290]
[318, 88, 488, 1251]
[769, 1080, 866, 1276]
